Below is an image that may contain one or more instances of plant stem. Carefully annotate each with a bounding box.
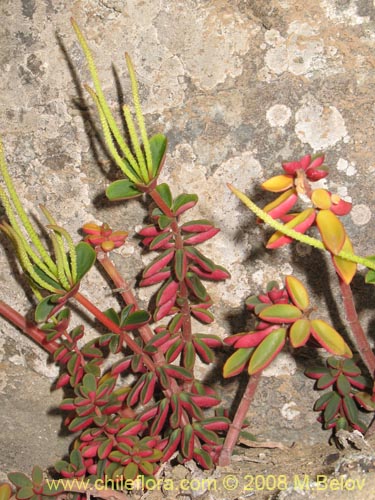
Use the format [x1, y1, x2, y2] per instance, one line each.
[218, 371, 262, 466]
[149, 188, 174, 218]
[74, 291, 156, 372]
[339, 278, 375, 376]
[0, 300, 59, 354]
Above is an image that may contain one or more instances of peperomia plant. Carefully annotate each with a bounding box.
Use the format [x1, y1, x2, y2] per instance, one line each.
[218, 155, 375, 465]
[1, 18, 375, 498]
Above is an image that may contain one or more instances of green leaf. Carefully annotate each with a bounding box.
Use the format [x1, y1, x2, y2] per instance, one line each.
[33, 266, 63, 291]
[316, 210, 346, 255]
[248, 328, 286, 375]
[259, 304, 302, 323]
[289, 319, 311, 347]
[158, 215, 172, 229]
[31, 466, 43, 486]
[285, 276, 309, 310]
[181, 424, 194, 459]
[223, 348, 253, 378]
[173, 193, 198, 215]
[183, 341, 196, 370]
[150, 134, 167, 176]
[342, 395, 359, 425]
[314, 392, 332, 411]
[106, 179, 142, 201]
[174, 249, 186, 281]
[16, 487, 33, 499]
[119, 304, 133, 325]
[35, 294, 61, 323]
[123, 462, 138, 481]
[104, 308, 120, 325]
[155, 183, 172, 208]
[82, 373, 97, 392]
[75, 242, 96, 282]
[323, 392, 341, 422]
[70, 449, 84, 469]
[316, 373, 335, 389]
[186, 272, 207, 301]
[336, 373, 351, 396]
[7, 473, 32, 489]
[122, 310, 150, 329]
[310, 319, 352, 358]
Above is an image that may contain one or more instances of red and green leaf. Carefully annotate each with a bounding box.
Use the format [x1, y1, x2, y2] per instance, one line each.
[248, 328, 286, 374]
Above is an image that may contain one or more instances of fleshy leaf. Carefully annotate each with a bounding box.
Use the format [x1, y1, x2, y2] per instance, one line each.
[75, 242, 96, 282]
[311, 189, 332, 210]
[223, 348, 253, 378]
[285, 275, 309, 311]
[259, 304, 302, 323]
[316, 209, 346, 255]
[35, 294, 61, 323]
[7, 473, 32, 489]
[248, 328, 286, 374]
[155, 183, 173, 208]
[150, 134, 167, 176]
[289, 319, 311, 347]
[0, 484, 12, 500]
[173, 193, 198, 216]
[263, 189, 298, 219]
[261, 175, 293, 192]
[266, 208, 316, 249]
[310, 319, 352, 357]
[333, 235, 357, 284]
[106, 179, 142, 201]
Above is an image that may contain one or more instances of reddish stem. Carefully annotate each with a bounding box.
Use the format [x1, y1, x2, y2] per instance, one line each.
[218, 372, 262, 466]
[148, 189, 174, 218]
[97, 250, 154, 344]
[74, 291, 156, 372]
[0, 300, 59, 354]
[339, 278, 375, 376]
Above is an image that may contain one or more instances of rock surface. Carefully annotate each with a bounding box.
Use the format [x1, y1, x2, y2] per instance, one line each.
[0, 0, 375, 493]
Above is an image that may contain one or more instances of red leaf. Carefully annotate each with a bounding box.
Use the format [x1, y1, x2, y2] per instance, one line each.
[143, 249, 175, 278]
[181, 220, 215, 232]
[183, 228, 220, 245]
[140, 268, 172, 286]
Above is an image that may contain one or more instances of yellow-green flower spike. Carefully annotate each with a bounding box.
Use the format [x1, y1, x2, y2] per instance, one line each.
[0, 140, 58, 274]
[228, 184, 375, 271]
[0, 187, 57, 282]
[84, 85, 140, 183]
[48, 231, 71, 290]
[71, 20, 131, 158]
[122, 104, 149, 183]
[125, 53, 153, 178]
[0, 222, 59, 293]
[40, 205, 77, 284]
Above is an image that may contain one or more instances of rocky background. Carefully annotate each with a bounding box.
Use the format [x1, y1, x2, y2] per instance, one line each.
[0, 0, 375, 479]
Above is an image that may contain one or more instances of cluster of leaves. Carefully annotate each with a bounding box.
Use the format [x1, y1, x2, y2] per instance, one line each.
[223, 277, 352, 378]
[0, 20, 233, 499]
[260, 153, 356, 284]
[2, 15, 375, 500]
[306, 357, 375, 434]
